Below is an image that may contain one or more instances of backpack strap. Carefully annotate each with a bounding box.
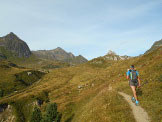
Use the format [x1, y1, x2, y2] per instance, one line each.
[130, 70, 133, 80]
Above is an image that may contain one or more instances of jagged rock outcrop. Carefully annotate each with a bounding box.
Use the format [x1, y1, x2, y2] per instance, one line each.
[0, 32, 31, 57]
[103, 50, 131, 61]
[0, 104, 15, 122]
[32, 47, 88, 64]
[145, 39, 162, 54]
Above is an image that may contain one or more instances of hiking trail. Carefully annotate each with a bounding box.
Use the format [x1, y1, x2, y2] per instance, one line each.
[118, 92, 150, 122]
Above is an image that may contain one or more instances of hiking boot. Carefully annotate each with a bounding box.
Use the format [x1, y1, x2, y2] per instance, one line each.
[135, 100, 139, 106]
[131, 97, 136, 103]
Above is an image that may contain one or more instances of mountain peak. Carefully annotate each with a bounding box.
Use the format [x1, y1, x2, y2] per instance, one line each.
[4, 32, 20, 40]
[52, 47, 66, 53]
[0, 32, 31, 57]
[107, 50, 116, 55]
[55, 47, 64, 50]
[9, 32, 15, 35]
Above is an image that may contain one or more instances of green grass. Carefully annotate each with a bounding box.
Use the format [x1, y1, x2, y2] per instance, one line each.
[0, 61, 45, 98]
[11, 99, 35, 122]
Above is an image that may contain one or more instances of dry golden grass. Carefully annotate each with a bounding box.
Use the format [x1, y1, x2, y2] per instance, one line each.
[0, 47, 161, 122]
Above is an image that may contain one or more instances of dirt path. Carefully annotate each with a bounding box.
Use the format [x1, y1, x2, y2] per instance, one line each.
[118, 92, 150, 122]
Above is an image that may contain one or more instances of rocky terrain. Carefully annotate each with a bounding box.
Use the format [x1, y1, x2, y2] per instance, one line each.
[32, 47, 88, 64]
[103, 50, 131, 61]
[0, 32, 31, 58]
[145, 39, 162, 54]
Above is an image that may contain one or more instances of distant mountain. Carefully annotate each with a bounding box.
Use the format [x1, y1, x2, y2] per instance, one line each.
[0, 32, 87, 65]
[0, 32, 31, 58]
[88, 50, 131, 68]
[103, 50, 131, 61]
[145, 39, 162, 54]
[32, 47, 88, 64]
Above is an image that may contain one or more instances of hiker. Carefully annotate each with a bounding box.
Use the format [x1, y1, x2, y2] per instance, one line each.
[126, 65, 141, 105]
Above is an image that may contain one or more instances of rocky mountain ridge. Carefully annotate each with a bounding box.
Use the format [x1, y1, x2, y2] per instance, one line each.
[0, 32, 88, 64]
[145, 39, 162, 54]
[32, 47, 88, 64]
[0, 32, 31, 57]
[103, 50, 131, 61]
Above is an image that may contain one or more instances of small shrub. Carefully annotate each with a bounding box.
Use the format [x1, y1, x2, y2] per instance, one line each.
[30, 107, 42, 122]
[55, 113, 62, 122]
[42, 103, 62, 122]
[11, 101, 25, 122]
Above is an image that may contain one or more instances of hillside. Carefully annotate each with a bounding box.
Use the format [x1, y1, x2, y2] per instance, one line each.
[145, 39, 162, 54]
[0, 60, 45, 98]
[0, 46, 161, 122]
[0, 32, 31, 58]
[32, 47, 88, 65]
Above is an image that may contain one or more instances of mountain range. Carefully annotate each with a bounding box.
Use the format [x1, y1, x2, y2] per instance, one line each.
[0, 32, 88, 65]
[0, 32, 161, 122]
[32, 47, 87, 64]
[1, 32, 161, 65]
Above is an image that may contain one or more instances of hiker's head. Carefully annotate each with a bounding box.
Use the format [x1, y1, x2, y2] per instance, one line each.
[130, 65, 135, 69]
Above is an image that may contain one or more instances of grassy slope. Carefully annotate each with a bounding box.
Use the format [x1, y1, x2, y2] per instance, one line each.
[0, 61, 45, 98]
[0, 61, 27, 96]
[0, 64, 135, 122]
[113, 47, 162, 122]
[0, 47, 161, 122]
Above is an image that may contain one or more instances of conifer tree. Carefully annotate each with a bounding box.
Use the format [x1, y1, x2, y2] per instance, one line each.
[30, 107, 42, 122]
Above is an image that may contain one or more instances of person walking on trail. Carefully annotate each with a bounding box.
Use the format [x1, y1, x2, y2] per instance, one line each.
[126, 65, 141, 105]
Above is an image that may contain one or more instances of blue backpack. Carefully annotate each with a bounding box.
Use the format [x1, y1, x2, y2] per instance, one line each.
[129, 70, 138, 82]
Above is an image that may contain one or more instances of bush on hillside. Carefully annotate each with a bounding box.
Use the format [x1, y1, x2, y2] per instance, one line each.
[11, 101, 25, 122]
[15, 70, 45, 86]
[30, 107, 42, 122]
[41, 103, 62, 122]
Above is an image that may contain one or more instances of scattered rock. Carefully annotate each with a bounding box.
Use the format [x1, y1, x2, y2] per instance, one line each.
[78, 85, 83, 89]
[27, 72, 32, 76]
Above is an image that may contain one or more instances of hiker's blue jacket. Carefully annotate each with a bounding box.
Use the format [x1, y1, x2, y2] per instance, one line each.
[126, 70, 139, 77]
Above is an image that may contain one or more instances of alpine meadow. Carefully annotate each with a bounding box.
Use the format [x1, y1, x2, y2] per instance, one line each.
[0, 0, 162, 122]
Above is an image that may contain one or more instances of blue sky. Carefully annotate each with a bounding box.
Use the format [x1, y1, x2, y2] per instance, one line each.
[0, 0, 162, 59]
